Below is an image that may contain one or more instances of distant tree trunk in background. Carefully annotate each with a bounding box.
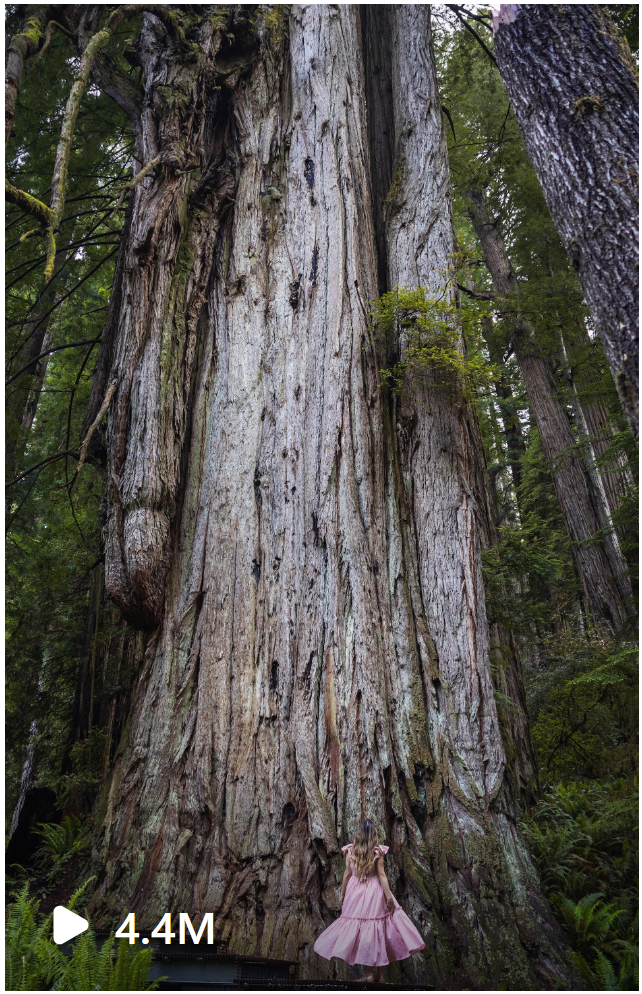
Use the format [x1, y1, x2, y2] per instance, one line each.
[558, 333, 633, 603]
[493, 4, 639, 437]
[5, 242, 71, 475]
[482, 320, 526, 505]
[564, 319, 634, 520]
[469, 187, 632, 630]
[79, 6, 571, 988]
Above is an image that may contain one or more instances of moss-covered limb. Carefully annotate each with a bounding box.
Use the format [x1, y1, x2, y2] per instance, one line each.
[32, 19, 75, 65]
[45, 6, 136, 280]
[5, 4, 49, 147]
[5, 179, 53, 224]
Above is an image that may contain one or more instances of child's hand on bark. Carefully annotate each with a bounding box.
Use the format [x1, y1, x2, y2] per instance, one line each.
[386, 894, 395, 911]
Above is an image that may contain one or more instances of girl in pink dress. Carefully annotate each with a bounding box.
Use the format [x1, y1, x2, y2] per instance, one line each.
[314, 820, 425, 982]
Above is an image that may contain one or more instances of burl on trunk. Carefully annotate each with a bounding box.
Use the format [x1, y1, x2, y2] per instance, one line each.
[88, 7, 570, 988]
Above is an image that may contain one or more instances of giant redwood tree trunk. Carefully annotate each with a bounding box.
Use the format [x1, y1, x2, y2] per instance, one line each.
[84, 6, 571, 987]
[468, 187, 632, 630]
[492, 4, 639, 437]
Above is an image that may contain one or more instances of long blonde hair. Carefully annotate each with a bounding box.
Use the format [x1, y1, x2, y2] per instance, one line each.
[351, 820, 380, 880]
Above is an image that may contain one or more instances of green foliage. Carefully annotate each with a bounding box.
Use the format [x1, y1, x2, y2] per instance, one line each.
[524, 781, 638, 990]
[527, 635, 637, 782]
[30, 814, 91, 890]
[33, 813, 89, 865]
[57, 728, 109, 811]
[5, 882, 159, 991]
[370, 284, 496, 394]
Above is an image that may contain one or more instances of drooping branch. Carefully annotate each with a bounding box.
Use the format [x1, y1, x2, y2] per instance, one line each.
[32, 18, 74, 64]
[445, 4, 497, 65]
[6, 449, 83, 489]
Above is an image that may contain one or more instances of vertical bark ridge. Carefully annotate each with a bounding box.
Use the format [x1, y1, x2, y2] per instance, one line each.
[103, 15, 234, 627]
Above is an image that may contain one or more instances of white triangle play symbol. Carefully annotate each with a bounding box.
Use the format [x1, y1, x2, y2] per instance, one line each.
[53, 905, 89, 944]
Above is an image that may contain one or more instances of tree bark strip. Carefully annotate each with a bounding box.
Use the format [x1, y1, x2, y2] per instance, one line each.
[493, 4, 639, 436]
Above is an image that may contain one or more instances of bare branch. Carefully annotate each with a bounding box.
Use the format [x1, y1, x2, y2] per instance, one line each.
[6, 449, 81, 489]
[445, 5, 498, 66]
[6, 339, 102, 387]
[105, 154, 162, 223]
[76, 382, 117, 475]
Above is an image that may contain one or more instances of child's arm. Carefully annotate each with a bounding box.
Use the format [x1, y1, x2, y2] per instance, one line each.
[376, 856, 395, 911]
[340, 850, 353, 903]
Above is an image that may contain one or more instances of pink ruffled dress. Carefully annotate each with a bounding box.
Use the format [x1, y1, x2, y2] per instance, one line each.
[314, 844, 425, 967]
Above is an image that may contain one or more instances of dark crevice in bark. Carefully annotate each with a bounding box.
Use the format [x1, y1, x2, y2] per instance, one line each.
[360, 5, 395, 297]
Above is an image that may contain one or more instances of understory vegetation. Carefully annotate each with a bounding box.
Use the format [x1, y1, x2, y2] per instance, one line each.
[5, 4, 638, 991]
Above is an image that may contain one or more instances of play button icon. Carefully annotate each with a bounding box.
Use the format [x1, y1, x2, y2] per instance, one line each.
[53, 906, 89, 944]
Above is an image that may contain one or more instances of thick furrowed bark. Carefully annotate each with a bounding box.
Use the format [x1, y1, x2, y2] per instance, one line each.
[469, 187, 631, 630]
[94, 5, 438, 978]
[493, 4, 639, 437]
[88, 6, 566, 988]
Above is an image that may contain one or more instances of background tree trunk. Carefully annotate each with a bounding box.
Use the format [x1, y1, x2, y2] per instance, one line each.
[468, 187, 631, 630]
[5, 238, 73, 474]
[492, 4, 639, 437]
[86, 7, 570, 987]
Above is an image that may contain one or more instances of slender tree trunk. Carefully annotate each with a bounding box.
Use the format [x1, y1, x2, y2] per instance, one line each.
[564, 319, 633, 519]
[558, 335, 632, 607]
[5, 241, 72, 473]
[492, 4, 639, 437]
[84, 7, 570, 987]
[468, 187, 630, 630]
[10, 719, 39, 838]
[6, 213, 79, 479]
[482, 321, 526, 506]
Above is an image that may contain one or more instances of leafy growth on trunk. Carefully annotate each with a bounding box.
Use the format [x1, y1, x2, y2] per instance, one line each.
[371, 284, 496, 394]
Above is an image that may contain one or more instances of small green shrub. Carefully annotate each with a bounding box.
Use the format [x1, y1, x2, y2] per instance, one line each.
[370, 284, 495, 395]
[33, 814, 89, 867]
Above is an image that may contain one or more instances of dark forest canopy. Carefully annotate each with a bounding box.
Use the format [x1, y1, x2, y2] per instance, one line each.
[5, 5, 638, 991]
